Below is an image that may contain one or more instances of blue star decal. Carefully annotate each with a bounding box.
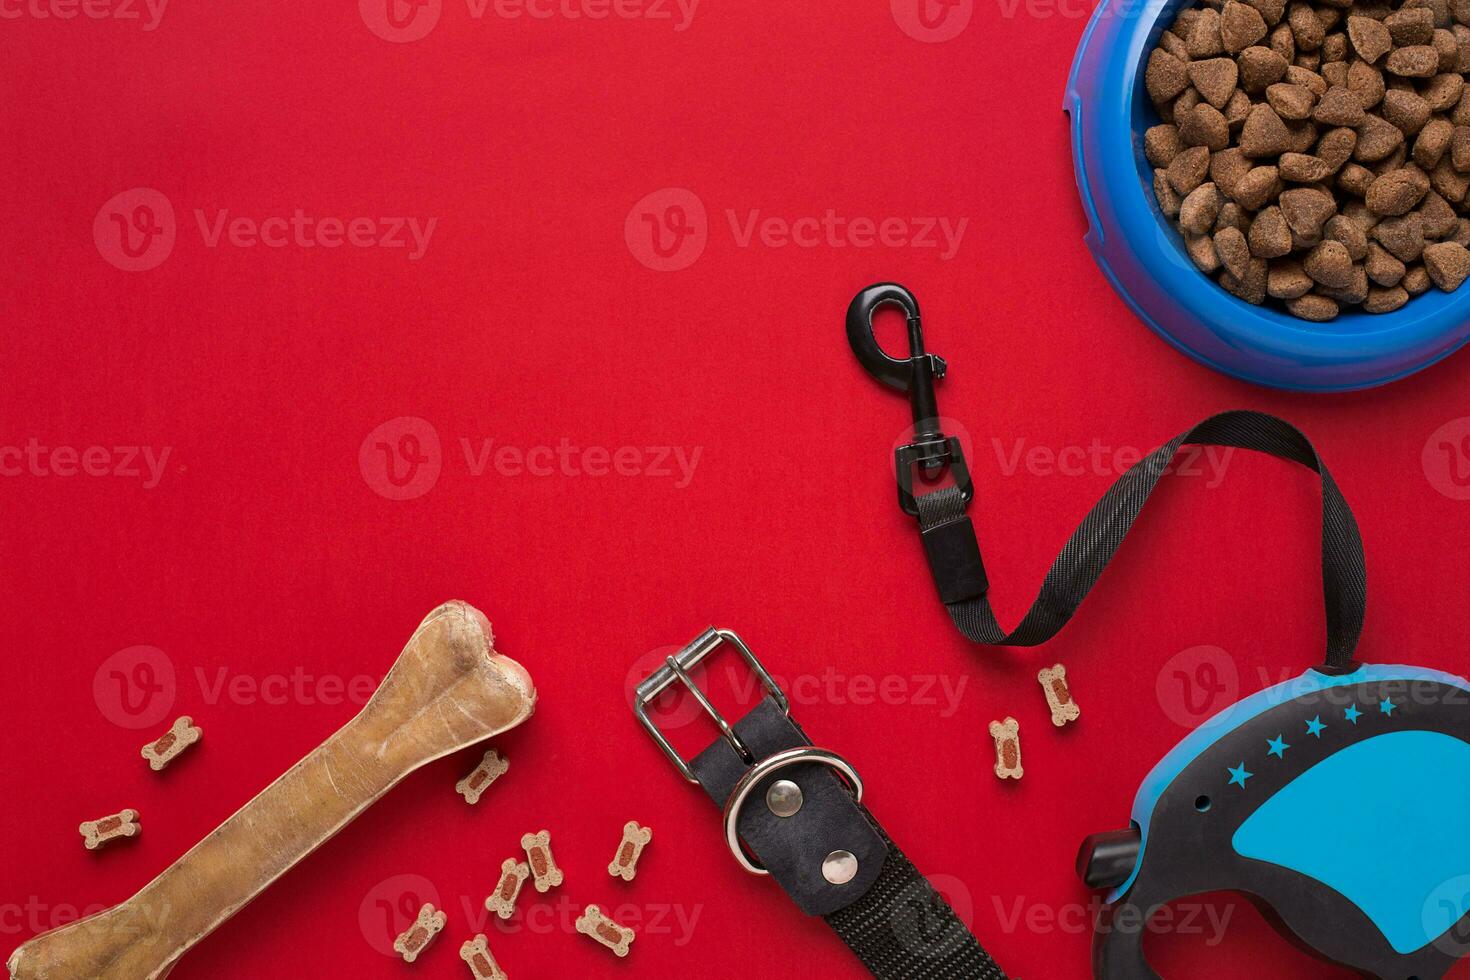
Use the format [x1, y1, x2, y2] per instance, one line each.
[1267, 736, 1289, 758]
[1306, 716, 1327, 738]
[1227, 763, 1253, 788]
[1344, 704, 1362, 724]
[1380, 698, 1397, 717]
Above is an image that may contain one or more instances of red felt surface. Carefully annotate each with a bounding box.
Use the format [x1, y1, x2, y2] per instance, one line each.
[4, 1, 1470, 978]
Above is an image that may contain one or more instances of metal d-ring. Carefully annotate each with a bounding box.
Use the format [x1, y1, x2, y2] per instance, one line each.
[721, 747, 864, 876]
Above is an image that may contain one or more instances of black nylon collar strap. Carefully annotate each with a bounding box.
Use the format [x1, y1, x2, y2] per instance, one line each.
[688, 697, 1007, 979]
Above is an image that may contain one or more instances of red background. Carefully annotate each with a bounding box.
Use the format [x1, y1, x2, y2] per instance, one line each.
[4, 1, 1470, 977]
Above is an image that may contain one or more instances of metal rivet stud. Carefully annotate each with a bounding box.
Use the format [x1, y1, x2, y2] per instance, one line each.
[823, 850, 859, 885]
[766, 779, 804, 818]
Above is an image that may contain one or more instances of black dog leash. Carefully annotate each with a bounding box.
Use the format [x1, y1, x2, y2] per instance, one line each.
[847, 283, 1368, 674]
[634, 629, 1007, 979]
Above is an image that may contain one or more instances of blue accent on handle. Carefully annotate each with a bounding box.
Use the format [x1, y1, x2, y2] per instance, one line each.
[1110, 664, 1470, 902]
[1065, 0, 1470, 391]
[1233, 731, 1470, 954]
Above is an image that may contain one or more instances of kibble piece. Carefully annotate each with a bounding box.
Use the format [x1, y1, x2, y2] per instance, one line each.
[1372, 143, 1409, 176]
[1356, 113, 1406, 160]
[1323, 32, 1350, 63]
[1187, 233, 1223, 271]
[1180, 183, 1222, 234]
[1316, 126, 1359, 169]
[1223, 1, 1270, 50]
[1318, 264, 1370, 303]
[1367, 167, 1431, 214]
[1304, 239, 1356, 285]
[1250, 0, 1288, 25]
[1347, 60, 1386, 109]
[1160, 28, 1191, 61]
[1148, 50, 1192, 103]
[1339, 162, 1378, 194]
[1454, 125, 1470, 169]
[1286, 64, 1328, 93]
[1225, 91, 1254, 132]
[1387, 45, 1441, 76]
[1454, 87, 1470, 125]
[1387, 7, 1435, 45]
[1347, 15, 1393, 61]
[1404, 263, 1433, 292]
[1286, 293, 1342, 319]
[1240, 45, 1291, 89]
[1432, 156, 1470, 199]
[1426, 72, 1467, 111]
[1436, 27, 1462, 69]
[1367, 241, 1409, 283]
[1279, 151, 1334, 180]
[1181, 103, 1232, 149]
[1189, 7, 1227, 56]
[1167, 145, 1213, 194]
[1173, 87, 1203, 122]
[1364, 284, 1411, 311]
[1190, 57, 1242, 107]
[1233, 164, 1283, 208]
[1291, 1, 1327, 48]
[1280, 186, 1339, 236]
[1424, 239, 1470, 288]
[1415, 117, 1456, 167]
[1298, 51, 1323, 73]
[1268, 81, 1320, 119]
[1324, 60, 1351, 87]
[1382, 90, 1433, 134]
[1325, 213, 1370, 258]
[1268, 258, 1316, 296]
[1343, 199, 1380, 230]
[1453, 23, 1470, 70]
[1145, 124, 1183, 168]
[1215, 225, 1254, 277]
[1221, 256, 1270, 302]
[1373, 210, 1427, 260]
[1420, 189, 1459, 236]
[1250, 204, 1296, 256]
[1286, 117, 1322, 153]
[1314, 84, 1367, 124]
[1211, 147, 1254, 194]
[1242, 103, 1295, 155]
[1455, 217, 1470, 245]
[1217, 201, 1250, 232]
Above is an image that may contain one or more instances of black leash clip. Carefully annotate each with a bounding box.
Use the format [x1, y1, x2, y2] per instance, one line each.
[846, 283, 974, 517]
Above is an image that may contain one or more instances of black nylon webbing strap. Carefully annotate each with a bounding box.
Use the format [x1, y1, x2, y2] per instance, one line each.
[913, 410, 1367, 672]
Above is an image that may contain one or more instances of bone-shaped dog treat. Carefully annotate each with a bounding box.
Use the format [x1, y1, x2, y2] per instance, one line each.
[484, 858, 530, 920]
[459, 934, 508, 980]
[575, 904, 635, 957]
[607, 821, 652, 881]
[990, 717, 1023, 781]
[521, 830, 563, 893]
[393, 903, 446, 963]
[1038, 663, 1081, 728]
[141, 716, 202, 771]
[79, 809, 140, 851]
[455, 748, 509, 805]
[8, 601, 535, 980]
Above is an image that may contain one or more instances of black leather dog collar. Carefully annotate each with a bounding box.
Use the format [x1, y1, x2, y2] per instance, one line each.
[635, 628, 1007, 980]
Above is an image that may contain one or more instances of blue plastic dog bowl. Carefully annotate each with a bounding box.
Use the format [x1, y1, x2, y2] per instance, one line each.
[1065, 0, 1470, 391]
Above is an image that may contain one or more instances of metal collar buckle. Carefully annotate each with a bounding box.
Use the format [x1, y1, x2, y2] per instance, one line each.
[634, 627, 790, 784]
[846, 282, 975, 517]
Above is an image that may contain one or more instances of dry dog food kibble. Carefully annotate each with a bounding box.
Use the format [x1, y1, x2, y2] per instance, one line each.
[485, 858, 530, 920]
[575, 904, 636, 958]
[141, 716, 202, 771]
[393, 903, 446, 963]
[608, 821, 652, 882]
[1146, 0, 1470, 319]
[455, 748, 509, 805]
[1038, 664, 1082, 727]
[79, 809, 140, 850]
[989, 718, 1024, 780]
[460, 935, 508, 980]
[521, 830, 564, 893]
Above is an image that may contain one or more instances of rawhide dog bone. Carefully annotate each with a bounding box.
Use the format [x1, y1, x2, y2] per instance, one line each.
[393, 903, 446, 963]
[485, 858, 530, 919]
[79, 809, 140, 850]
[456, 748, 509, 804]
[521, 829, 563, 892]
[575, 904, 635, 957]
[608, 820, 651, 881]
[1038, 663, 1081, 728]
[8, 601, 535, 980]
[142, 716, 202, 771]
[990, 717, 1023, 781]
[459, 934, 508, 980]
